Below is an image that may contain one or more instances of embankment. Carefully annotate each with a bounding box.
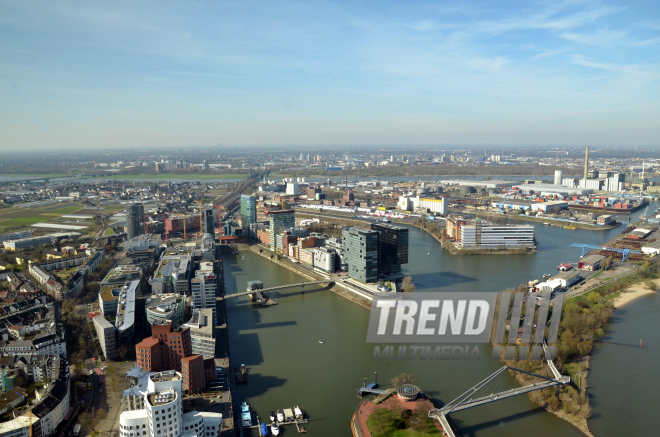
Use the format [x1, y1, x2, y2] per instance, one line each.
[243, 243, 372, 309]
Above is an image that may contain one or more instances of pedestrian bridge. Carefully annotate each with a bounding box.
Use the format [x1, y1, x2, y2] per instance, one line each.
[429, 341, 570, 437]
[223, 280, 333, 299]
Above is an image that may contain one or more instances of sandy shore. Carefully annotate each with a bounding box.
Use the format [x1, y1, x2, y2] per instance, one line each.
[613, 279, 659, 308]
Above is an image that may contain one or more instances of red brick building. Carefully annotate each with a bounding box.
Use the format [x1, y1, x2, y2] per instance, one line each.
[135, 321, 217, 394]
[181, 355, 205, 394]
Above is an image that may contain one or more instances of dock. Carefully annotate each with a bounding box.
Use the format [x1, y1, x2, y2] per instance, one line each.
[243, 418, 309, 434]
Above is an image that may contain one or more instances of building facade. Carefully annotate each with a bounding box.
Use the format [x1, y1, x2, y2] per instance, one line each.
[191, 264, 216, 323]
[93, 316, 117, 360]
[371, 223, 408, 278]
[342, 227, 379, 283]
[265, 210, 295, 250]
[202, 204, 215, 236]
[183, 309, 215, 359]
[240, 195, 256, 236]
[460, 222, 535, 248]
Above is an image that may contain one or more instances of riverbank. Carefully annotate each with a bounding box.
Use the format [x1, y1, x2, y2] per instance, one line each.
[504, 361, 595, 437]
[244, 243, 373, 309]
[453, 209, 620, 231]
[613, 278, 659, 308]
[444, 241, 537, 255]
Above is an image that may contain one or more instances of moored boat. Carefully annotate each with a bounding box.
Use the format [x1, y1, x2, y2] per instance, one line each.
[271, 423, 280, 435]
[269, 411, 276, 422]
[277, 409, 285, 423]
[260, 422, 269, 436]
[294, 406, 303, 420]
[241, 402, 252, 427]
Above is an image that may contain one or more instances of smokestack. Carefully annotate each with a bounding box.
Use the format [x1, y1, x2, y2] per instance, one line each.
[583, 146, 589, 180]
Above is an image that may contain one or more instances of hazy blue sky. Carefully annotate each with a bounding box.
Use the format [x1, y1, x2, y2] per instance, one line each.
[1, 0, 659, 150]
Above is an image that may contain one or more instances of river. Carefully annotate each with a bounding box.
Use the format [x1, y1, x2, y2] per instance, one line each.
[224, 202, 658, 437]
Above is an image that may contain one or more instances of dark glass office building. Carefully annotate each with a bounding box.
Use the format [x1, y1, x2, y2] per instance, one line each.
[371, 223, 409, 277]
[126, 203, 144, 239]
[203, 204, 215, 235]
[342, 226, 379, 283]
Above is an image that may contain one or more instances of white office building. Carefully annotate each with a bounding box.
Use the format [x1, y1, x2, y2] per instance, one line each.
[119, 371, 221, 437]
[191, 263, 216, 323]
[313, 247, 336, 274]
[460, 223, 535, 248]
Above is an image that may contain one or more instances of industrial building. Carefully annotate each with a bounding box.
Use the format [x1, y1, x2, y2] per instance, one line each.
[342, 226, 379, 283]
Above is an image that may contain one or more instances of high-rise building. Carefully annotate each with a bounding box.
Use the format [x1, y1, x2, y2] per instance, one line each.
[342, 226, 379, 283]
[240, 195, 256, 236]
[126, 203, 145, 239]
[371, 223, 409, 278]
[136, 321, 192, 373]
[202, 204, 215, 235]
[265, 210, 295, 250]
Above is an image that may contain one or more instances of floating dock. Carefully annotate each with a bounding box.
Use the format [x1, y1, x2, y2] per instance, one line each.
[243, 407, 308, 433]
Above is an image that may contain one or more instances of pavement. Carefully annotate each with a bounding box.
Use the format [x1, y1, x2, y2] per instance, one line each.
[92, 360, 136, 437]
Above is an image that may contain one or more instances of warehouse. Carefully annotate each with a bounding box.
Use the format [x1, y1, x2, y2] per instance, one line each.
[577, 255, 605, 271]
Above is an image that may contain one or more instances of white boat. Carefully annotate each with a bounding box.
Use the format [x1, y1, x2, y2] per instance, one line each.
[269, 411, 276, 422]
[319, 340, 324, 344]
[271, 423, 280, 436]
[294, 406, 303, 420]
[277, 409, 285, 423]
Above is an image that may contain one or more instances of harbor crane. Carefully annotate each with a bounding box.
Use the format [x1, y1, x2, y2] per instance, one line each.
[571, 243, 642, 262]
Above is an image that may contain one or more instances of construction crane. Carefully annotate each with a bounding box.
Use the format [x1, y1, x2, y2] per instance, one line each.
[571, 243, 642, 262]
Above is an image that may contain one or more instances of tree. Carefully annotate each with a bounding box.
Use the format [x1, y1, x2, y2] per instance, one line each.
[601, 256, 612, 271]
[78, 411, 94, 432]
[391, 372, 415, 388]
[401, 276, 415, 293]
[587, 291, 601, 304]
[116, 345, 128, 362]
[644, 280, 656, 291]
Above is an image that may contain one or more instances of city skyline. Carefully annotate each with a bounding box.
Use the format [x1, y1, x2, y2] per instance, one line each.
[1, 0, 659, 150]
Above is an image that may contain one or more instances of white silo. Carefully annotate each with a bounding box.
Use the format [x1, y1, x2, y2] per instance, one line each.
[554, 170, 563, 185]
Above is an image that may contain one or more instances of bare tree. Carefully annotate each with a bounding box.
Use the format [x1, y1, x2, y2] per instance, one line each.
[401, 276, 416, 293]
[391, 372, 415, 388]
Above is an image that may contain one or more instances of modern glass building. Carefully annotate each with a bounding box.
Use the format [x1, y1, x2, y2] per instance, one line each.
[265, 209, 295, 250]
[342, 226, 379, 283]
[126, 202, 145, 239]
[371, 223, 409, 277]
[202, 204, 215, 235]
[240, 195, 257, 236]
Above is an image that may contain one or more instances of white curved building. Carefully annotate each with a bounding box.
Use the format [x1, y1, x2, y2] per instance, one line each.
[119, 370, 222, 437]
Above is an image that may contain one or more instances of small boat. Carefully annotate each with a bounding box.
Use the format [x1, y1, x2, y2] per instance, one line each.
[558, 262, 573, 271]
[260, 422, 269, 436]
[319, 340, 324, 344]
[271, 423, 280, 436]
[241, 402, 252, 427]
[269, 411, 276, 422]
[277, 409, 285, 423]
[544, 222, 550, 225]
[294, 406, 303, 420]
[427, 252, 430, 256]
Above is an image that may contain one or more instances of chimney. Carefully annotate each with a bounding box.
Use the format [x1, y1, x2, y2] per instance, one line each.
[583, 146, 589, 180]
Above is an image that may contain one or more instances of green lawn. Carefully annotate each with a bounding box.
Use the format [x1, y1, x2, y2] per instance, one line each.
[367, 409, 441, 437]
[100, 173, 247, 180]
[104, 227, 116, 236]
[0, 215, 51, 230]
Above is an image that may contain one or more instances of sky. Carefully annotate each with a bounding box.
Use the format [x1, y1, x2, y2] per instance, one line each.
[1, 0, 659, 150]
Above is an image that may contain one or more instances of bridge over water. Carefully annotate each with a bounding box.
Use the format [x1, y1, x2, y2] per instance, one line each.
[429, 342, 569, 437]
[223, 280, 333, 299]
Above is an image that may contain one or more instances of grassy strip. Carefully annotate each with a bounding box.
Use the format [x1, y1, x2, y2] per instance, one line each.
[367, 409, 441, 437]
[98, 173, 246, 180]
